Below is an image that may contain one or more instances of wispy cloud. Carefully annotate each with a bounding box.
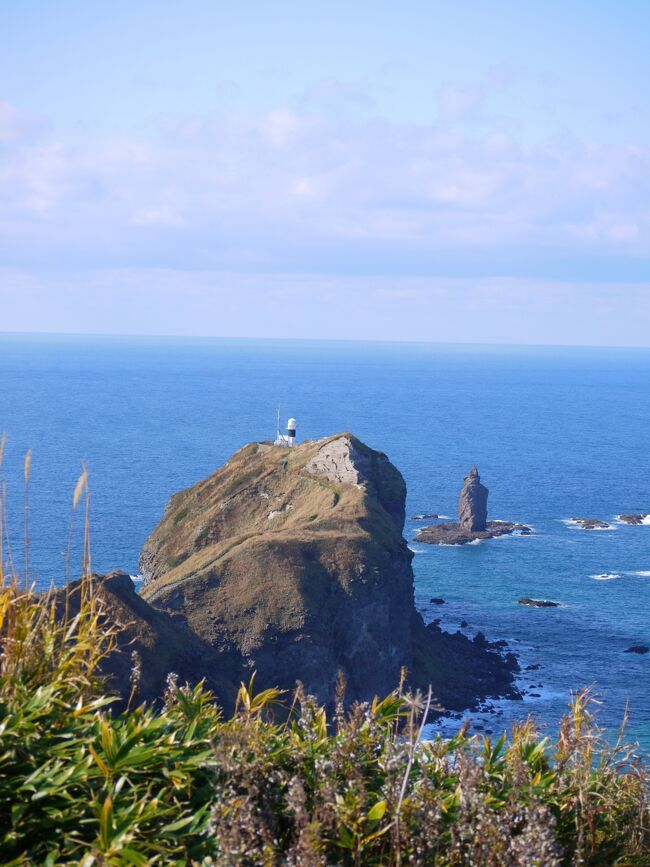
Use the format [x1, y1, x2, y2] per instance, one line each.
[0, 67, 649, 342]
[1, 90, 648, 275]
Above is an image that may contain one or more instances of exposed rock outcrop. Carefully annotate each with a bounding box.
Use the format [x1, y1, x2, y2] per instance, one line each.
[518, 598, 560, 608]
[417, 521, 531, 546]
[417, 467, 530, 546]
[618, 514, 650, 525]
[53, 572, 239, 711]
[570, 518, 610, 530]
[138, 434, 519, 711]
[458, 466, 488, 532]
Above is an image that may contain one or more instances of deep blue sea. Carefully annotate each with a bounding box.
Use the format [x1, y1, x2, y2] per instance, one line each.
[1, 333, 649, 752]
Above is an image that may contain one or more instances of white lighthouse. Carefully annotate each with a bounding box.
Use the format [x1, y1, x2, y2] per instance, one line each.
[275, 411, 297, 447]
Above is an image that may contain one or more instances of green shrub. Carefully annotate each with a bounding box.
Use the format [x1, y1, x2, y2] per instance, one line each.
[0, 575, 648, 865]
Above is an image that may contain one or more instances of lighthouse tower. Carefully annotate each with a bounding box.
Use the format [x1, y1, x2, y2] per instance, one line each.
[286, 417, 297, 446]
[274, 411, 297, 447]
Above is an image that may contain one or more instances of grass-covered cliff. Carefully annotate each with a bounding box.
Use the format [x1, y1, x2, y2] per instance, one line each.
[138, 434, 518, 711]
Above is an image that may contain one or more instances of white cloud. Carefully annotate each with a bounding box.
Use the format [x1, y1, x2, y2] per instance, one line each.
[438, 84, 484, 119]
[0, 94, 648, 284]
[0, 101, 46, 144]
[264, 109, 303, 147]
[131, 206, 185, 228]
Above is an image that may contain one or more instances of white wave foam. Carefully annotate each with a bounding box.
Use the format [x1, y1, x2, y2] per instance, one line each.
[130, 574, 143, 582]
[631, 570, 650, 577]
[468, 538, 482, 545]
[589, 573, 621, 581]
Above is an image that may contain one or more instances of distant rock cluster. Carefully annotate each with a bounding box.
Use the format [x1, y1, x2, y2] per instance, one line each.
[570, 517, 611, 530]
[569, 513, 649, 530]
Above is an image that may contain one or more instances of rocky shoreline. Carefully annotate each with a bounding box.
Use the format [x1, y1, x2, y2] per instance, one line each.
[417, 519, 531, 545]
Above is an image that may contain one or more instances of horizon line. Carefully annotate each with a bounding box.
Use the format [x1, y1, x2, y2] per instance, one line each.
[1, 329, 650, 352]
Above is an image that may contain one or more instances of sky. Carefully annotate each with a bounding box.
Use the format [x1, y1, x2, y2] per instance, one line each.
[1, 1, 649, 345]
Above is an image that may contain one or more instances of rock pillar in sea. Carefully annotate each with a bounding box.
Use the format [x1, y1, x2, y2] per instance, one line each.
[458, 466, 488, 532]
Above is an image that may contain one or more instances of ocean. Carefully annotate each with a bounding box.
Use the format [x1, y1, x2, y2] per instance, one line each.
[1, 333, 649, 751]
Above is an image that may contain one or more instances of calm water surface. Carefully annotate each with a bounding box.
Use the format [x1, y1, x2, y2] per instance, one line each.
[1, 334, 649, 750]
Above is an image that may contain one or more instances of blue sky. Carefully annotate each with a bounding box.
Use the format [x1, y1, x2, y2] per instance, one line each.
[1, 1, 649, 344]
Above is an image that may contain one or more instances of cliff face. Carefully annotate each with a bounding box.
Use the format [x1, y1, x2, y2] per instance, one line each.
[139, 434, 518, 711]
[140, 435, 416, 705]
[54, 572, 239, 711]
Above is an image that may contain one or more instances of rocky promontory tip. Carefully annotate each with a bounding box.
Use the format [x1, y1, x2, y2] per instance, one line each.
[136, 434, 519, 712]
[417, 466, 530, 546]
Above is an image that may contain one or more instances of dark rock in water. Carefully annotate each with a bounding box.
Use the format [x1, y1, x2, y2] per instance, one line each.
[139, 433, 519, 713]
[458, 466, 488, 532]
[525, 663, 542, 671]
[416, 520, 531, 546]
[518, 598, 560, 608]
[618, 514, 650, 525]
[430, 597, 445, 605]
[411, 513, 439, 520]
[460, 620, 469, 628]
[624, 645, 649, 654]
[570, 517, 610, 530]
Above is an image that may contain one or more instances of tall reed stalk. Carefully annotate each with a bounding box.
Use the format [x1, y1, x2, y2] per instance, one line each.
[23, 448, 31, 584]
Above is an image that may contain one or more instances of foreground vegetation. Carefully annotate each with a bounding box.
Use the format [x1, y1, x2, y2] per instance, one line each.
[0, 441, 646, 863]
[0, 573, 646, 866]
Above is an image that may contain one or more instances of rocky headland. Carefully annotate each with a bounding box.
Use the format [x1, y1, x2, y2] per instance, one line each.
[416, 466, 531, 545]
[118, 434, 520, 713]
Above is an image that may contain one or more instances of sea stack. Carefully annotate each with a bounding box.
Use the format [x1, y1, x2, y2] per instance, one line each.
[458, 466, 488, 532]
[416, 467, 530, 545]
